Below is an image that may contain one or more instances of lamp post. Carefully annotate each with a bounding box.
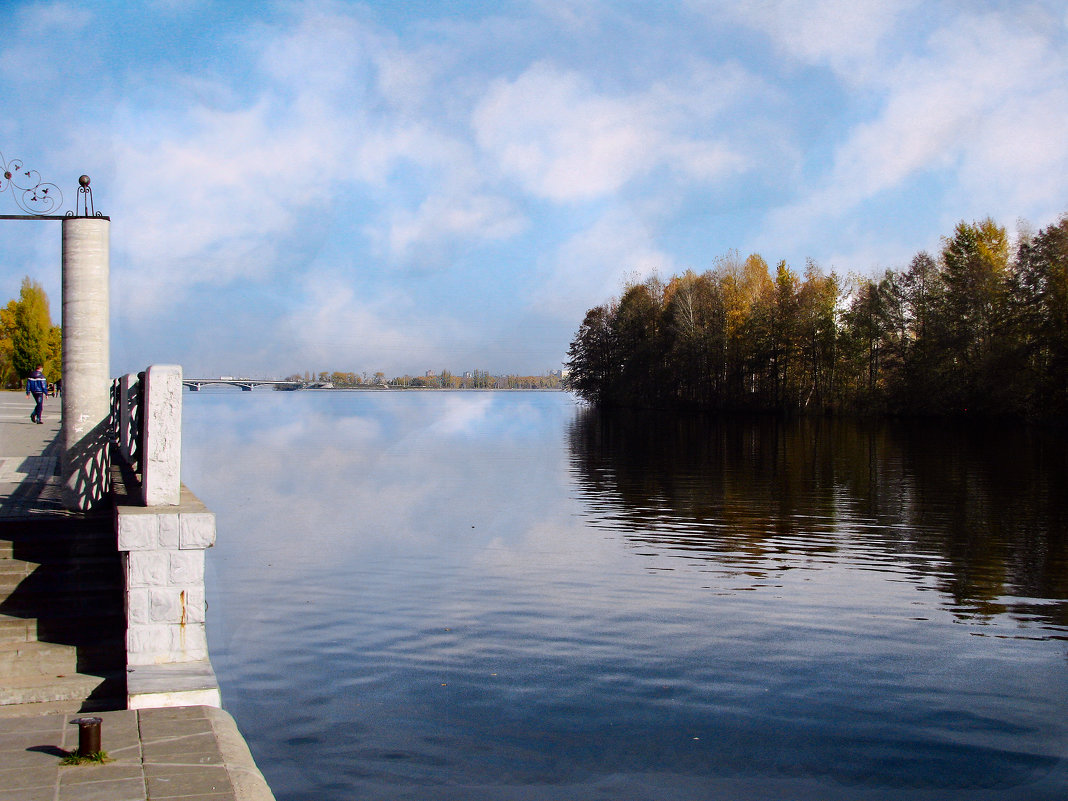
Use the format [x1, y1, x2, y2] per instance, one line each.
[2, 159, 112, 511]
[61, 176, 111, 511]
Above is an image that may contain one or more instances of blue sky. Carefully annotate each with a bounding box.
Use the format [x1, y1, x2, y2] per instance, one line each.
[2, 0, 1067, 378]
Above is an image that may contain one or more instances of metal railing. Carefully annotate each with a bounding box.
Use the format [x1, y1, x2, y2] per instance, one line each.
[110, 372, 145, 475]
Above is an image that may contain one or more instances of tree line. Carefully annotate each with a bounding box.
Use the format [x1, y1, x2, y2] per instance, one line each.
[1, 277, 61, 389]
[566, 215, 1068, 419]
[285, 369, 566, 389]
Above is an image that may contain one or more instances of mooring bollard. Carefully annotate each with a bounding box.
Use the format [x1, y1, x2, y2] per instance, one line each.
[70, 717, 102, 755]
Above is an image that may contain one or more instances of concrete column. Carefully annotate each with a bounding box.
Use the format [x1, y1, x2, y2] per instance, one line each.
[142, 364, 183, 506]
[61, 217, 111, 511]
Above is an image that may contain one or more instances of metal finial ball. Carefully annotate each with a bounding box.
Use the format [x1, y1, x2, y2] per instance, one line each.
[78, 175, 91, 187]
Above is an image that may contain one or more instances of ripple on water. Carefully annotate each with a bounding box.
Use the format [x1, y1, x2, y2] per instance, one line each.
[191, 397, 1068, 800]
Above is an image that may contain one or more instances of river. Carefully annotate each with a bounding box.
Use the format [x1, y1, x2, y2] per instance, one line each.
[181, 390, 1068, 800]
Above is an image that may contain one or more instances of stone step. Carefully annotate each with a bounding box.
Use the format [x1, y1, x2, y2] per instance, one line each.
[0, 619, 125, 661]
[0, 670, 125, 708]
[0, 640, 77, 676]
[0, 635, 125, 673]
[0, 531, 113, 544]
[28, 612, 125, 639]
[0, 560, 35, 578]
[0, 560, 121, 592]
[0, 567, 123, 596]
[0, 521, 116, 561]
[0, 550, 118, 567]
[0, 617, 125, 664]
[0, 548, 22, 564]
[0, 593, 124, 621]
[0, 540, 118, 563]
[0, 517, 111, 540]
[0, 614, 36, 642]
[0, 697, 113, 718]
[0, 572, 123, 597]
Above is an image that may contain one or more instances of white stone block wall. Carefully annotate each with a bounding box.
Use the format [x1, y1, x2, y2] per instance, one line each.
[117, 503, 216, 666]
[113, 364, 222, 706]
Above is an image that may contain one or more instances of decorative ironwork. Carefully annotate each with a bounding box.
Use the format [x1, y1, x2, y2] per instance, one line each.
[0, 150, 63, 215]
[69, 174, 101, 217]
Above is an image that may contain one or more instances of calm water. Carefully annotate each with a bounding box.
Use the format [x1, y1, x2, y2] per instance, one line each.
[181, 391, 1068, 801]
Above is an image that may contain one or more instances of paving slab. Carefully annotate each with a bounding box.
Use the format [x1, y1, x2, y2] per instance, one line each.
[0, 706, 274, 801]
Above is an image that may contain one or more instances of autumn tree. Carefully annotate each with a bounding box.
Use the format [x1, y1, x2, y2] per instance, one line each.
[0, 299, 18, 388]
[566, 213, 1067, 420]
[936, 219, 1011, 411]
[841, 275, 884, 405]
[796, 262, 840, 409]
[8, 278, 61, 383]
[566, 304, 618, 406]
[662, 270, 720, 406]
[1013, 215, 1068, 416]
[611, 279, 664, 407]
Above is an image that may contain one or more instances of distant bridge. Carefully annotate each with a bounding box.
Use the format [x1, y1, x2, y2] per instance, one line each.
[183, 378, 307, 392]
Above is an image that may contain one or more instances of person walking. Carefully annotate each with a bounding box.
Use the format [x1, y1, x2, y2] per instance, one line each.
[26, 365, 48, 424]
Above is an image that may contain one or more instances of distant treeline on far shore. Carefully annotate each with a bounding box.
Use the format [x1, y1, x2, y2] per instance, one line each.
[565, 214, 1068, 420]
[283, 369, 565, 390]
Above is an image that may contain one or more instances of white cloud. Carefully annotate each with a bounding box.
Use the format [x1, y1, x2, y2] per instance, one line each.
[760, 7, 1068, 263]
[103, 8, 460, 311]
[279, 272, 467, 372]
[699, 0, 920, 81]
[109, 98, 336, 311]
[370, 192, 527, 264]
[428, 394, 495, 435]
[472, 62, 744, 202]
[531, 207, 675, 322]
[105, 3, 547, 306]
[7, 1, 92, 36]
[0, 3, 96, 103]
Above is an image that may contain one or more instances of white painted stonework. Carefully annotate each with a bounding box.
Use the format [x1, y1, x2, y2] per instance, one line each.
[117, 486, 216, 667]
[142, 364, 183, 506]
[113, 363, 222, 708]
[126, 662, 223, 710]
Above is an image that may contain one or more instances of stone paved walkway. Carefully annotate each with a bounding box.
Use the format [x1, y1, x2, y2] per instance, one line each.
[0, 393, 66, 520]
[0, 706, 275, 801]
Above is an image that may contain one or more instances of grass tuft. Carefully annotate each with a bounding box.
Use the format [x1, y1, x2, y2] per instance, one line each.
[59, 750, 111, 766]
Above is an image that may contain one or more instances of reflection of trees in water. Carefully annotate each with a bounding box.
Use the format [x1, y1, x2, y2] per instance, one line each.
[567, 409, 1068, 629]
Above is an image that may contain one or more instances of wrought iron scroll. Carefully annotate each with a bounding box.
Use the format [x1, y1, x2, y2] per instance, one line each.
[0, 151, 63, 215]
[69, 174, 101, 217]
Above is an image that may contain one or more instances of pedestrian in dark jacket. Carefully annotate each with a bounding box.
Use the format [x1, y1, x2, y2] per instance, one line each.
[26, 366, 48, 424]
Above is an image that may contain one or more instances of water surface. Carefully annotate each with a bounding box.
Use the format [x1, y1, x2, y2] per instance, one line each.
[181, 391, 1068, 800]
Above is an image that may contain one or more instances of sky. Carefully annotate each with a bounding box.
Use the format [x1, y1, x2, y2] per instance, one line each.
[2, 0, 1067, 378]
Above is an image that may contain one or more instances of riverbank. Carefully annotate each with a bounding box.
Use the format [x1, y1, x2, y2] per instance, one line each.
[0, 392, 276, 801]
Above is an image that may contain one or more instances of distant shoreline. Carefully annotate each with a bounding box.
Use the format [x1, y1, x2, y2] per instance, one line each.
[185, 385, 570, 392]
[309, 386, 567, 391]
